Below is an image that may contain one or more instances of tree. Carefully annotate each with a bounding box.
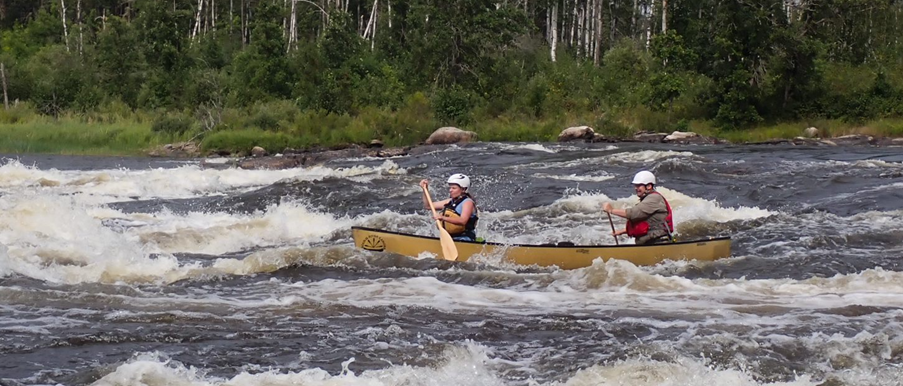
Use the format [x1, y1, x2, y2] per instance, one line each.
[229, 1, 292, 104]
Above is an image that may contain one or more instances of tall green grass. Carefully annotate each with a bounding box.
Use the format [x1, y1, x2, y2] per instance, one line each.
[0, 121, 172, 155]
[0, 100, 901, 156]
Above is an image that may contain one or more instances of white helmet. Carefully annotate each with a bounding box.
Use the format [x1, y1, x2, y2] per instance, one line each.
[631, 170, 656, 185]
[447, 173, 471, 189]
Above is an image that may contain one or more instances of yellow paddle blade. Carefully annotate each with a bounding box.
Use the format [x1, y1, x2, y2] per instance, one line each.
[436, 223, 459, 261]
[422, 185, 460, 261]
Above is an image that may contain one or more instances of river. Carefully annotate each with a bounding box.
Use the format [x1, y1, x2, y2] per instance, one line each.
[1, 142, 901, 385]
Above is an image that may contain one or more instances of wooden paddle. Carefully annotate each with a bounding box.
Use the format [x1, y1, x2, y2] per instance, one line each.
[421, 186, 459, 261]
[607, 211, 619, 246]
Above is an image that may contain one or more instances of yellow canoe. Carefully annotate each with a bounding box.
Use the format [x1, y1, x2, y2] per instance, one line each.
[352, 226, 731, 269]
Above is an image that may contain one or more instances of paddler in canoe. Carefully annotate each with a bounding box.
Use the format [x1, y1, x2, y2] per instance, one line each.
[419, 174, 479, 242]
[602, 170, 675, 245]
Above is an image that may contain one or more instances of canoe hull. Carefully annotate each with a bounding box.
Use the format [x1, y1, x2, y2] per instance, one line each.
[352, 227, 731, 269]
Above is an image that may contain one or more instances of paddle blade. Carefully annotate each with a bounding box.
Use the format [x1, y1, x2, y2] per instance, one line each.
[422, 185, 459, 261]
[436, 225, 459, 261]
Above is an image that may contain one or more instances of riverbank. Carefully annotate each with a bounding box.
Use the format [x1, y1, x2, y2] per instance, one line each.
[1, 106, 901, 157]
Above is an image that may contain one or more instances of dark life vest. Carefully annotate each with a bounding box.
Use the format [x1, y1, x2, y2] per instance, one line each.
[442, 194, 478, 237]
[626, 191, 674, 238]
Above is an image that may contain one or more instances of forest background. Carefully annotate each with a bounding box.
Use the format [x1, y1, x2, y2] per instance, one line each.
[0, 0, 901, 155]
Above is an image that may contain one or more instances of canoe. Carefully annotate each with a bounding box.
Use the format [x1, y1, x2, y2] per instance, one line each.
[352, 226, 731, 269]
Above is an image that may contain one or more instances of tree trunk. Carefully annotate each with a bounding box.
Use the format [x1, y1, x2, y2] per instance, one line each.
[551, 1, 558, 62]
[371, 1, 378, 50]
[230, 0, 234, 33]
[1, 62, 8, 110]
[586, 0, 593, 59]
[646, 0, 654, 49]
[661, 0, 667, 34]
[569, 0, 577, 47]
[77, 0, 83, 55]
[192, 0, 204, 39]
[363, 0, 378, 39]
[60, 0, 70, 52]
[576, 5, 584, 57]
[593, 0, 603, 66]
[287, 0, 297, 52]
[632, 0, 638, 38]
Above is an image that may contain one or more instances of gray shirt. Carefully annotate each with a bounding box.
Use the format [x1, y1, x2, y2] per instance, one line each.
[625, 192, 671, 245]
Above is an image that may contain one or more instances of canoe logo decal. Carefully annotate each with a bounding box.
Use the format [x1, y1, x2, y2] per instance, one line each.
[362, 235, 386, 251]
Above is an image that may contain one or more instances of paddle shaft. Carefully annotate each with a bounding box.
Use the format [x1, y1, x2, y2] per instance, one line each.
[421, 186, 459, 261]
[607, 211, 619, 246]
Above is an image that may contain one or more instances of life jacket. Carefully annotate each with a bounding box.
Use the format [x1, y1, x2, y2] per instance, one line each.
[626, 191, 674, 239]
[442, 194, 478, 238]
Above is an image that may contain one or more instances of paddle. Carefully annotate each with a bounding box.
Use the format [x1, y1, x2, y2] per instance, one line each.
[607, 211, 619, 246]
[421, 185, 459, 261]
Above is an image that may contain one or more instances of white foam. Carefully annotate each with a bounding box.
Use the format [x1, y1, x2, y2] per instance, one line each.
[0, 193, 198, 284]
[91, 342, 830, 386]
[0, 159, 407, 202]
[603, 150, 697, 164]
[532, 173, 615, 182]
[129, 201, 352, 255]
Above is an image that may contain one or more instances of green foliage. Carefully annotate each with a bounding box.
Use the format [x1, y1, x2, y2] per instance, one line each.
[25, 45, 100, 116]
[202, 129, 311, 154]
[0, 103, 40, 124]
[0, 0, 902, 155]
[151, 113, 193, 135]
[229, 1, 292, 104]
[432, 86, 476, 125]
[95, 17, 144, 106]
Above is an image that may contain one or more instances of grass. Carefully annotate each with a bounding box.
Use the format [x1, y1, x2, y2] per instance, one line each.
[0, 103, 901, 156]
[692, 118, 903, 143]
[0, 120, 174, 155]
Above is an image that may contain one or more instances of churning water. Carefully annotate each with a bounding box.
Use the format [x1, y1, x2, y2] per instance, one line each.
[0, 143, 901, 386]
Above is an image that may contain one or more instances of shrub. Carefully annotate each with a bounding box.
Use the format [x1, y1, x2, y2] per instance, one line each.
[433, 86, 476, 126]
[151, 113, 193, 135]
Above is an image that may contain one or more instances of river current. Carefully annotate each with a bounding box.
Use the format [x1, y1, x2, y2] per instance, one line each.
[1, 142, 902, 385]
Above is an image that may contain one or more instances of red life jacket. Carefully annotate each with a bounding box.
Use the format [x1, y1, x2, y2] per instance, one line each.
[626, 191, 674, 238]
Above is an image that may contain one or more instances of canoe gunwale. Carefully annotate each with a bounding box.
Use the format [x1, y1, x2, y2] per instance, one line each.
[351, 226, 730, 249]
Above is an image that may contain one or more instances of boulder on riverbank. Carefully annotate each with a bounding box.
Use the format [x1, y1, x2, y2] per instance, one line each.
[557, 126, 595, 142]
[425, 127, 477, 145]
[251, 146, 268, 157]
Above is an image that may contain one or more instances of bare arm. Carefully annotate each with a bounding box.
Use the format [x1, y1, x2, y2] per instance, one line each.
[420, 179, 449, 210]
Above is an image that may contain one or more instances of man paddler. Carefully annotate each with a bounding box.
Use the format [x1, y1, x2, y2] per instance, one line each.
[602, 171, 674, 245]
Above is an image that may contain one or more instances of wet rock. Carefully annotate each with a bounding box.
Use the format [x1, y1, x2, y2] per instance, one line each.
[425, 127, 477, 145]
[234, 145, 411, 170]
[148, 142, 200, 157]
[251, 146, 268, 157]
[804, 127, 820, 138]
[238, 155, 304, 170]
[372, 147, 408, 158]
[633, 132, 669, 143]
[589, 133, 614, 143]
[557, 126, 595, 142]
[831, 134, 875, 146]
